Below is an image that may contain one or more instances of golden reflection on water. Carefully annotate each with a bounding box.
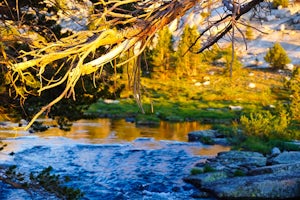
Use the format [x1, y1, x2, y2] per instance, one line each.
[0, 119, 231, 157]
[55, 119, 212, 142]
[1, 119, 211, 143]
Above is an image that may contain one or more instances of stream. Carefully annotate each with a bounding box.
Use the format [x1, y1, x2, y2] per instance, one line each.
[0, 119, 230, 199]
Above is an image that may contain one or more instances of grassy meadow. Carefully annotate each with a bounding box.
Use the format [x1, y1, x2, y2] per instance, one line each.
[86, 65, 300, 153]
[87, 67, 285, 122]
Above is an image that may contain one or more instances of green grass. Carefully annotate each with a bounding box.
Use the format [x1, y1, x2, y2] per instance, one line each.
[86, 99, 139, 118]
[231, 136, 300, 155]
[86, 67, 285, 124]
[86, 99, 237, 123]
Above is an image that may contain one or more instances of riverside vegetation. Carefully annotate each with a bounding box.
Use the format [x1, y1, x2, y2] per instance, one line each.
[85, 26, 300, 154]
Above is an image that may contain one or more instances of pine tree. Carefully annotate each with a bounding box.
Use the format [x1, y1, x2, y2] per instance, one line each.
[264, 43, 291, 69]
[150, 26, 174, 80]
[175, 25, 202, 78]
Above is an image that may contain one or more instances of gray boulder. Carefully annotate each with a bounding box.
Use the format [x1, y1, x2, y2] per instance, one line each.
[271, 147, 281, 156]
[202, 172, 300, 199]
[271, 8, 291, 18]
[188, 130, 217, 141]
[269, 151, 300, 165]
[185, 150, 300, 199]
[195, 151, 267, 175]
[249, 162, 300, 176]
[215, 150, 267, 168]
[184, 171, 228, 187]
[188, 130, 229, 145]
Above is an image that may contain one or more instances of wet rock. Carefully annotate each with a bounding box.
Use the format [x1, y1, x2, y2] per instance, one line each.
[188, 130, 217, 144]
[188, 130, 229, 145]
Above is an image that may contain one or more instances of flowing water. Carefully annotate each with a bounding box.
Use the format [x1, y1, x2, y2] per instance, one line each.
[0, 119, 230, 199]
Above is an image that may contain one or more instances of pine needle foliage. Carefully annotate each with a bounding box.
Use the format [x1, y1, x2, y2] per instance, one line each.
[175, 25, 202, 77]
[150, 26, 174, 79]
[264, 42, 291, 69]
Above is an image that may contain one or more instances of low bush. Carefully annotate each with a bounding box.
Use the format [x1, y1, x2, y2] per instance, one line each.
[240, 110, 291, 140]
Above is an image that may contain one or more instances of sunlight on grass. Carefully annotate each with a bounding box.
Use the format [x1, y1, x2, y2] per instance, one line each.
[86, 67, 288, 125]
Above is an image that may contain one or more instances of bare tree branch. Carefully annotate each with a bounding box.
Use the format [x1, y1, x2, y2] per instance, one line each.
[1, 0, 264, 129]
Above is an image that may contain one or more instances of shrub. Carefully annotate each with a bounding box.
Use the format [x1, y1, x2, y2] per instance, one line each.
[264, 43, 291, 69]
[240, 110, 291, 139]
[273, 0, 289, 8]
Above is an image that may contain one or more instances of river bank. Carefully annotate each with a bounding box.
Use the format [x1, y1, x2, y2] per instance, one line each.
[184, 150, 300, 199]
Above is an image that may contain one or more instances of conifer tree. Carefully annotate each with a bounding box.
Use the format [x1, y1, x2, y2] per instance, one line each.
[150, 26, 174, 80]
[175, 25, 202, 77]
[264, 43, 291, 69]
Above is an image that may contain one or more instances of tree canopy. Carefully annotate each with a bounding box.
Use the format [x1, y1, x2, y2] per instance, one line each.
[0, 0, 264, 129]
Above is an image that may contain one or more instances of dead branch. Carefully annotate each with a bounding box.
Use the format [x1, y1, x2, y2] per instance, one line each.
[2, 0, 263, 129]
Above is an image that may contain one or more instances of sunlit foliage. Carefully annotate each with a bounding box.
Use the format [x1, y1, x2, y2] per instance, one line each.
[285, 68, 300, 121]
[175, 25, 202, 77]
[264, 42, 291, 70]
[150, 26, 174, 80]
[240, 110, 291, 140]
